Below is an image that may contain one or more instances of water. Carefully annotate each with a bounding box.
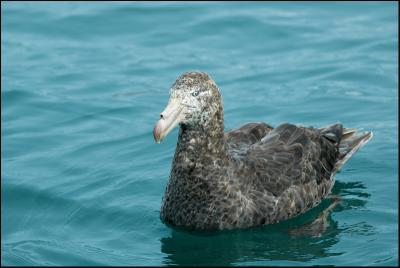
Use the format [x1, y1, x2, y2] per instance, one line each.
[1, 1, 398, 266]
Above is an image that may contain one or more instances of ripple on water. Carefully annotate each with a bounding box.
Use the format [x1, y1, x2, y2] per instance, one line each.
[1, 1, 398, 266]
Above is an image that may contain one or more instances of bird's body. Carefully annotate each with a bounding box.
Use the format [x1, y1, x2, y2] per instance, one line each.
[154, 71, 372, 230]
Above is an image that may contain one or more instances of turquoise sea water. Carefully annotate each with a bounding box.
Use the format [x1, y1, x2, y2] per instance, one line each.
[1, 1, 398, 266]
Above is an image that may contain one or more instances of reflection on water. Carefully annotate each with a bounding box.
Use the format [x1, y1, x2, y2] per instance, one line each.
[160, 180, 375, 266]
[289, 195, 341, 238]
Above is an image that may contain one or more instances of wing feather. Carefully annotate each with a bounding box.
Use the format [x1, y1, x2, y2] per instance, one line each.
[242, 123, 339, 220]
[225, 122, 273, 152]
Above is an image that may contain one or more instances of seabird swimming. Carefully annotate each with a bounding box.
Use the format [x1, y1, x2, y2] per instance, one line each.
[153, 71, 372, 230]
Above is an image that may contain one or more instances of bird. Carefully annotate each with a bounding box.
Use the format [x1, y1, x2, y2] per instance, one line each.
[153, 71, 372, 230]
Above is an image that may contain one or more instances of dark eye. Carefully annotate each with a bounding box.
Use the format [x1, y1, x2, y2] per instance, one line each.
[191, 90, 199, 97]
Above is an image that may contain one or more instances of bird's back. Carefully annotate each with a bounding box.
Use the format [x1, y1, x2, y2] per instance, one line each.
[224, 122, 371, 226]
[225, 122, 273, 152]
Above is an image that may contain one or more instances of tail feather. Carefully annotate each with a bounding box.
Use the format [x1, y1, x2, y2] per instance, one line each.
[319, 123, 343, 144]
[335, 129, 373, 171]
[341, 128, 357, 140]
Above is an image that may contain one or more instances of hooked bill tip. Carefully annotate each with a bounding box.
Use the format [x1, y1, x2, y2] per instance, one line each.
[153, 119, 163, 143]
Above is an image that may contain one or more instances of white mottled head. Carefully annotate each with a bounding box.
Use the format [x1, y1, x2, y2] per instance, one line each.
[153, 71, 223, 143]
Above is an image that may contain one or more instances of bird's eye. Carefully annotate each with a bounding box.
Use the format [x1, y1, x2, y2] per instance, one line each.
[191, 90, 199, 97]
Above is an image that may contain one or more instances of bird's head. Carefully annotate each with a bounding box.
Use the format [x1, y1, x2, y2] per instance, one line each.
[153, 71, 222, 143]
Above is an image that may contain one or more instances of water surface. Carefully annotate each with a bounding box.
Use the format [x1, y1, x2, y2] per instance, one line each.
[1, 1, 398, 266]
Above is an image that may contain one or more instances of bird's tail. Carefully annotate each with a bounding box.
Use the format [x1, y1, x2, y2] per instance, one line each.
[335, 127, 373, 171]
[319, 123, 373, 172]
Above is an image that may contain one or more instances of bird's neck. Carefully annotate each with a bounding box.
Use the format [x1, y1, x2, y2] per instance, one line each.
[174, 111, 227, 165]
[162, 109, 229, 228]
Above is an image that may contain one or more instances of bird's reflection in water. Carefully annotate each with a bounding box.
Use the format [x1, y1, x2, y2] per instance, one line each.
[288, 195, 341, 238]
[160, 180, 375, 266]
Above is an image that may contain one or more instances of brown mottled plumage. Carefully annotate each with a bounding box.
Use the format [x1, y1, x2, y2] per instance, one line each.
[154, 71, 372, 230]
